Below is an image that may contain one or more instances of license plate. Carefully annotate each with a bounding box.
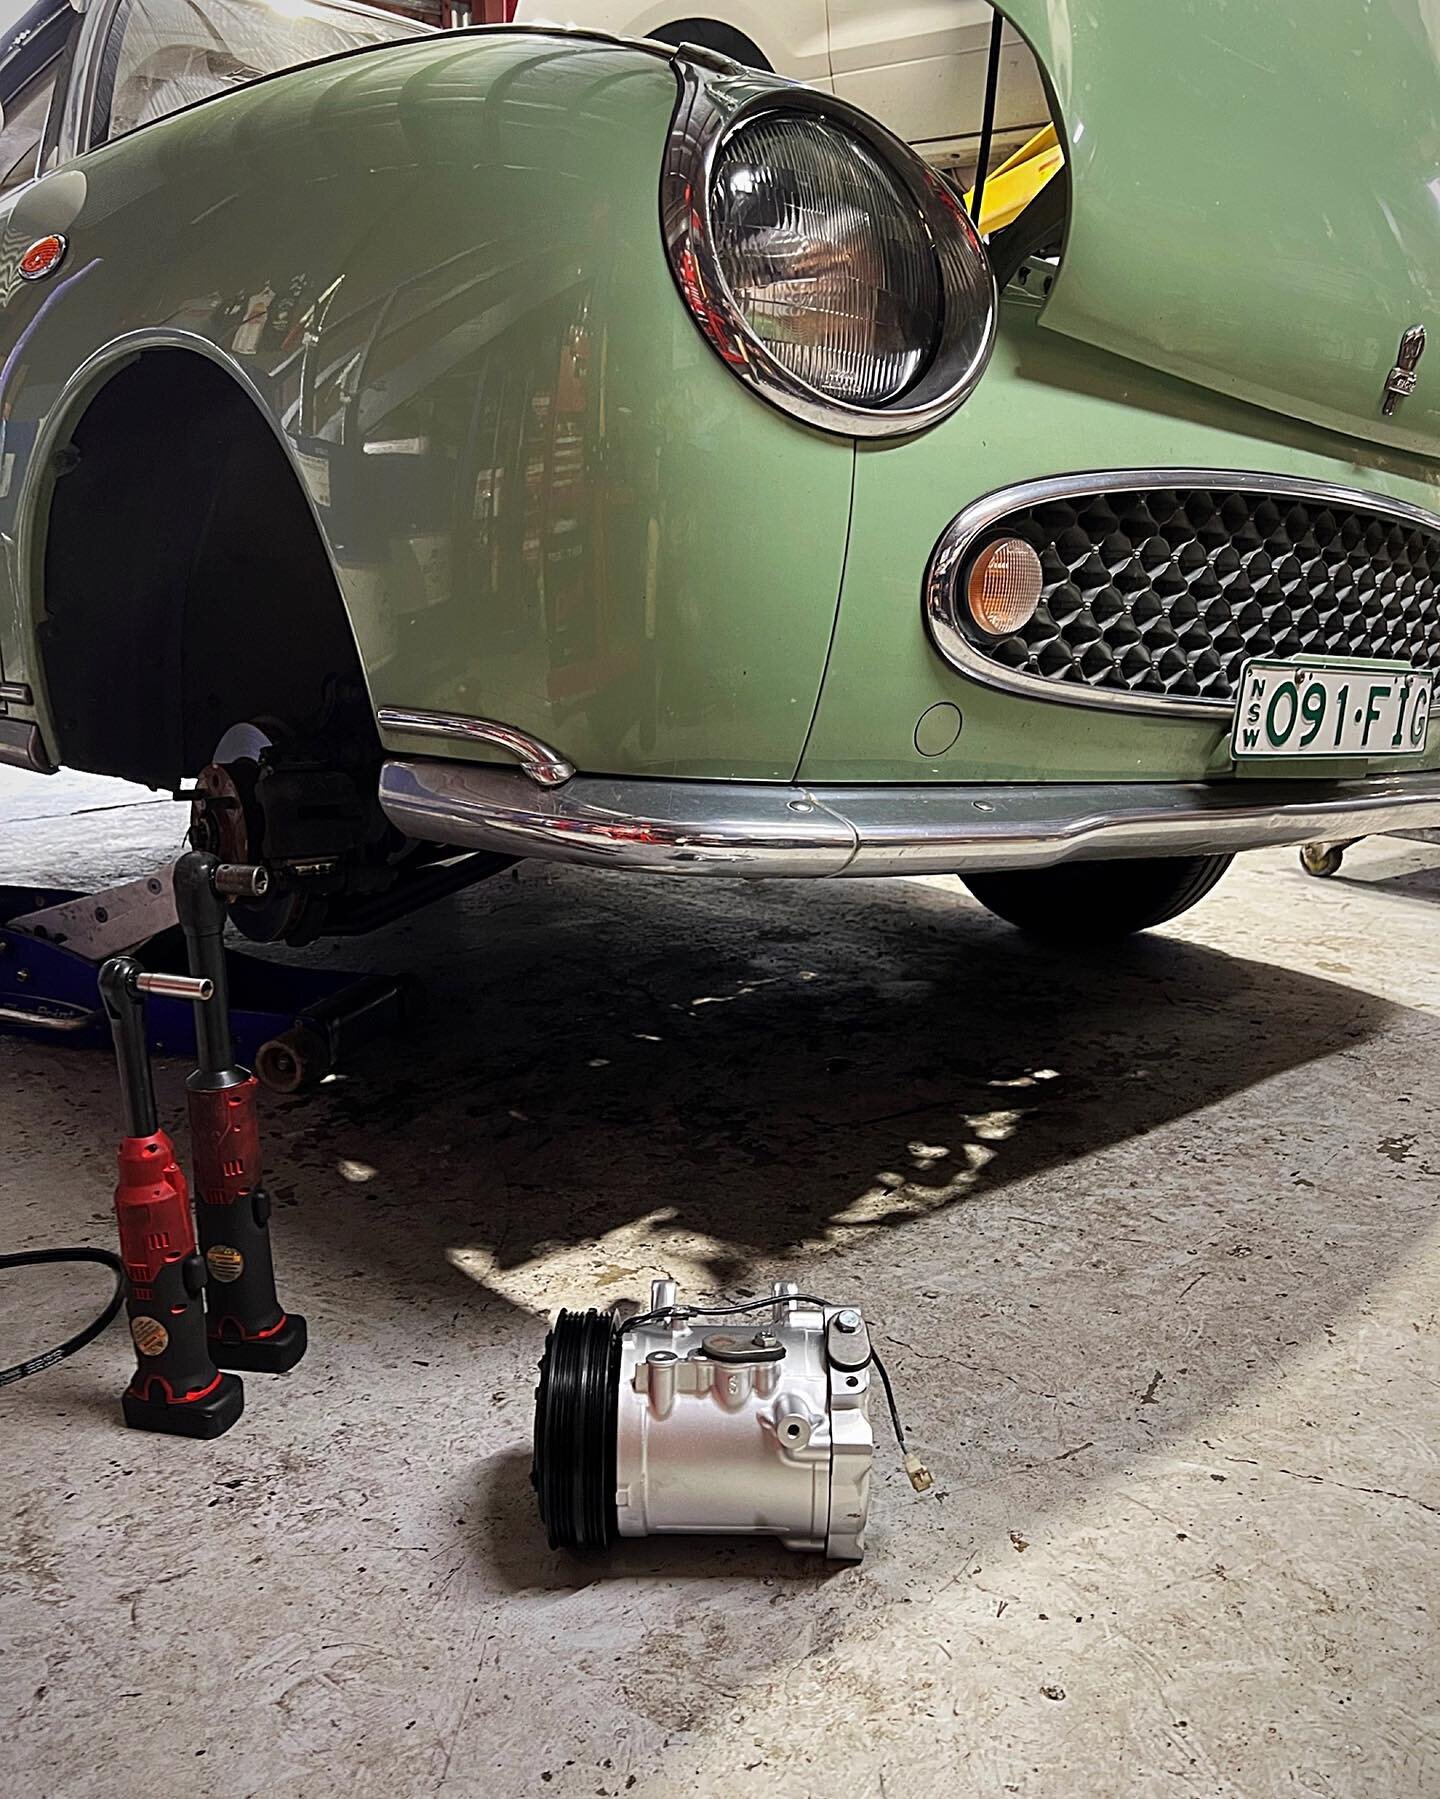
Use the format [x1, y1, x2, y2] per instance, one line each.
[1232, 659, 1434, 760]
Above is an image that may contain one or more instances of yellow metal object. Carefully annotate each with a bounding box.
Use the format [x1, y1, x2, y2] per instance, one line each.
[965, 123, 1064, 235]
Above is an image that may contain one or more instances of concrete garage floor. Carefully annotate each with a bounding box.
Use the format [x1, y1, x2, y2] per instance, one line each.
[1, 767, 1437, 1799]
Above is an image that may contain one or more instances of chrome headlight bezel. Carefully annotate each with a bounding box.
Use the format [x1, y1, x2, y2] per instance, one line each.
[660, 60, 997, 438]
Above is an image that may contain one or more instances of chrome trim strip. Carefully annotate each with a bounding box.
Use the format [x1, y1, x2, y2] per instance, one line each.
[0, 719, 56, 774]
[924, 467, 1440, 723]
[378, 759, 1440, 879]
[379, 760, 854, 875]
[375, 709, 575, 787]
[661, 62, 997, 438]
[832, 776, 1440, 875]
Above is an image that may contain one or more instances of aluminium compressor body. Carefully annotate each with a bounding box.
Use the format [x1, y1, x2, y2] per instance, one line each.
[535, 1280, 876, 1559]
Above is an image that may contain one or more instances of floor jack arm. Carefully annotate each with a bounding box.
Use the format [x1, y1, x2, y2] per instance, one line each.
[173, 852, 308, 1375]
[98, 956, 243, 1439]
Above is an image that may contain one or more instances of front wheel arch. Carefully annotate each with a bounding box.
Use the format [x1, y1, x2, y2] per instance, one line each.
[645, 18, 772, 70]
[35, 343, 374, 788]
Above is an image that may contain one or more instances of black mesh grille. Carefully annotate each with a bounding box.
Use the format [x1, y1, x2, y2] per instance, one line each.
[965, 485, 1440, 705]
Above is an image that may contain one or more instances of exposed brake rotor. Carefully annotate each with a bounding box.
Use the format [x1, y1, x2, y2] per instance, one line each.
[186, 704, 510, 945]
[190, 750, 309, 943]
[190, 758, 256, 864]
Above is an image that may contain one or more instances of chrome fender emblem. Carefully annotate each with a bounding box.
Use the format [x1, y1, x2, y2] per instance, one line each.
[1382, 324, 1425, 415]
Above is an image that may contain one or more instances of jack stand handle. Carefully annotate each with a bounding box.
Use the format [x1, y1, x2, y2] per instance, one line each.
[98, 956, 243, 1439]
[172, 853, 308, 1376]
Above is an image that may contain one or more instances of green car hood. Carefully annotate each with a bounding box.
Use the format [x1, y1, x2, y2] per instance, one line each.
[1002, 0, 1440, 462]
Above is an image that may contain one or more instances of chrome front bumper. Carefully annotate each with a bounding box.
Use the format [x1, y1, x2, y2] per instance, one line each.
[378, 759, 1440, 877]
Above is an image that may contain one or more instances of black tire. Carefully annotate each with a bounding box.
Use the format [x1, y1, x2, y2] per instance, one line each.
[961, 854, 1233, 940]
[646, 19, 773, 70]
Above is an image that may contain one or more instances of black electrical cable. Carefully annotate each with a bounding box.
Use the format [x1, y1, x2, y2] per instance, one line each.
[970, 10, 1005, 234]
[868, 1348, 908, 1456]
[0, 1248, 126, 1388]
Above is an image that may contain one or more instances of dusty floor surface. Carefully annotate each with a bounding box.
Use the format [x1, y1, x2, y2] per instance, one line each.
[1, 767, 1437, 1799]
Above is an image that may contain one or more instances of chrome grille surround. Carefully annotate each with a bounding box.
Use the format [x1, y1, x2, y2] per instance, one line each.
[924, 470, 1440, 720]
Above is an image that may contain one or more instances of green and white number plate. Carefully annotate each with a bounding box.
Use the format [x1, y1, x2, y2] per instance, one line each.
[1232, 658, 1434, 760]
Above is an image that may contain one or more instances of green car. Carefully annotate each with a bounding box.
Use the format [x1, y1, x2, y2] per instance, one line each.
[1, 1, 1437, 943]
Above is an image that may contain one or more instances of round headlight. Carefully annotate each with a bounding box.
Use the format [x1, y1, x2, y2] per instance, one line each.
[662, 70, 996, 437]
[710, 115, 942, 407]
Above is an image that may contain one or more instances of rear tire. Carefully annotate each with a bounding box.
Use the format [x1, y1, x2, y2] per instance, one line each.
[961, 854, 1233, 939]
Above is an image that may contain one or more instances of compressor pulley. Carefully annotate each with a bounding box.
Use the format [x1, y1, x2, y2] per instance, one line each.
[532, 1279, 929, 1561]
[531, 1307, 623, 1554]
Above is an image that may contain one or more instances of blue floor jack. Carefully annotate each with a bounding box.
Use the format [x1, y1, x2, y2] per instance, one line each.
[0, 860, 410, 1091]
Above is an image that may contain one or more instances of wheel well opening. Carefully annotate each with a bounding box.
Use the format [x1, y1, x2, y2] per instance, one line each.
[39, 348, 373, 788]
[646, 19, 772, 70]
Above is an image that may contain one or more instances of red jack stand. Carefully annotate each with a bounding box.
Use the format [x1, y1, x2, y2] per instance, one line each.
[174, 852, 308, 1375]
[99, 956, 243, 1438]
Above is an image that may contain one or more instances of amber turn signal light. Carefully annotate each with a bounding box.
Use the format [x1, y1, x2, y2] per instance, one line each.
[19, 234, 67, 281]
[965, 537, 1043, 636]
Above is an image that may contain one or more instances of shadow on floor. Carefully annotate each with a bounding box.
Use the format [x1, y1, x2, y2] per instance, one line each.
[1319, 859, 1440, 903]
[260, 865, 1398, 1288]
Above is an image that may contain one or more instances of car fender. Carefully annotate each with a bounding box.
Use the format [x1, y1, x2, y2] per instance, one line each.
[0, 32, 854, 781]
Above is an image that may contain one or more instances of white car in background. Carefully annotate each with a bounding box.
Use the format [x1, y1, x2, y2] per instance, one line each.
[511, 1, 1048, 176]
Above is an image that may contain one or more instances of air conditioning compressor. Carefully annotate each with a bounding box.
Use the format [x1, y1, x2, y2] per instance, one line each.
[531, 1279, 930, 1560]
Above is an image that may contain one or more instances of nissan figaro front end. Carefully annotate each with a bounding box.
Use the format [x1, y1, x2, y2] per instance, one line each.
[0, 2, 1437, 941]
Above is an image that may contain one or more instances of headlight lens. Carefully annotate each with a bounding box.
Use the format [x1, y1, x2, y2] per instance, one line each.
[662, 67, 997, 437]
[710, 115, 943, 407]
